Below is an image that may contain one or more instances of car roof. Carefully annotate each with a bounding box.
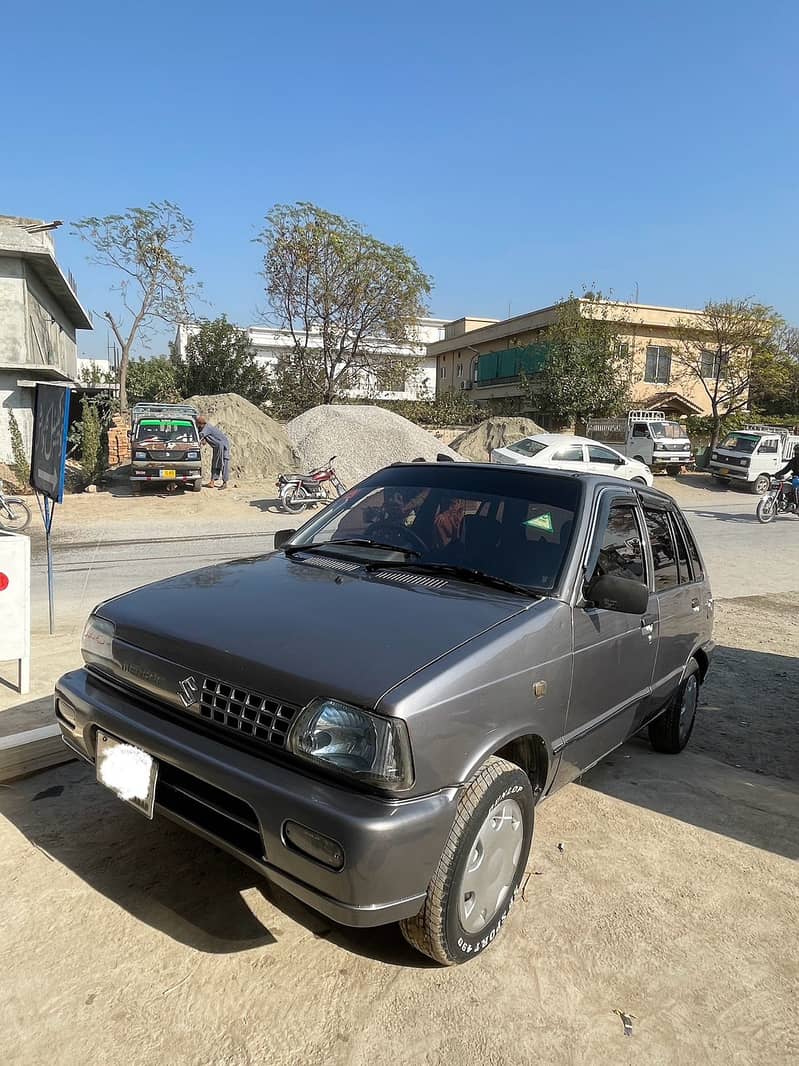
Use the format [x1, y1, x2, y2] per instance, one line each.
[502, 433, 618, 448]
[388, 461, 676, 504]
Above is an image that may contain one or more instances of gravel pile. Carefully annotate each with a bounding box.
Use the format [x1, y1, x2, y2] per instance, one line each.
[187, 393, 300, 482]
[287, 405, 461, 487]
[452, 417, 544, 462]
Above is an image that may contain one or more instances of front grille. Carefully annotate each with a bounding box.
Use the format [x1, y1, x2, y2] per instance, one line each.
[156, 762, 263, 859]
[199, 677, 298, 750]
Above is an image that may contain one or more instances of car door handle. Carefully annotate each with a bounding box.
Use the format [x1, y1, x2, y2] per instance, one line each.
[641, 617, 656, 640]
[691, 598, 701, 612]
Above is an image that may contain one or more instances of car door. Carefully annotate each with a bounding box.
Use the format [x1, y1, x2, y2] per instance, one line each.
[642, 502, 705, 712]
[586, 443, 629, 479]
[560, 492, 658, 782]
[547, 443, 587, 473]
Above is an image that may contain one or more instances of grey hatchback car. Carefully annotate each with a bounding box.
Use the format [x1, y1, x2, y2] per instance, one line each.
[56, 463, 713, 964]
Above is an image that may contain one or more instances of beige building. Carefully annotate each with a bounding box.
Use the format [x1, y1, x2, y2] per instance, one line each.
[430, 300, 729, 419]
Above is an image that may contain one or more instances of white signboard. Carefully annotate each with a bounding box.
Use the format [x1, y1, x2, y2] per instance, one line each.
[0, 532, 31, 693]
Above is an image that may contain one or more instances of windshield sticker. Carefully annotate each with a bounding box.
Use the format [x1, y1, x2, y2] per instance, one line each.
[525, 513, 554, 533]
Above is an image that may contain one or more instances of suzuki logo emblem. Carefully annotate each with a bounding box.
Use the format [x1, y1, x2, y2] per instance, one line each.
[178, 676, 199, 707]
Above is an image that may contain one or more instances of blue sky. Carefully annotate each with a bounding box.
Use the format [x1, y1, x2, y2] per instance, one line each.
[3, 0, 797, 359]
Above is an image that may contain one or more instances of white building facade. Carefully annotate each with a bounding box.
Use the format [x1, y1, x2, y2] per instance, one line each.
[174, 318, 447, 401]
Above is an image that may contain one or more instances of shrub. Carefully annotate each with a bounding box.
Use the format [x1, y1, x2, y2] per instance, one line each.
[8, 410, 30, 487]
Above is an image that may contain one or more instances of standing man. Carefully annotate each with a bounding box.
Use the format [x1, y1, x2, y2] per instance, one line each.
[196, 415, 231, 489]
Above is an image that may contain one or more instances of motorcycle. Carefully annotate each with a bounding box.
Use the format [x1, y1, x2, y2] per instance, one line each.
[756, 478, 797, 523]
[0, 481, 32, 532]
[277, 456, 347, 514]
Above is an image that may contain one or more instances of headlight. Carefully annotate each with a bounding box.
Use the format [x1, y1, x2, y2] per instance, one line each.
[186, 450, 200, 460]
[740, 457, 750, 467]
[134, 451, 147, 460]
[711, 452, 719, 461]
[653, 442, 667, 451]
[81, 615, 115, 668]
[288, 698, 413, 791]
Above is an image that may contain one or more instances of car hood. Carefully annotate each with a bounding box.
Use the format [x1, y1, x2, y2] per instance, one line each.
[97, 552, 532, 710]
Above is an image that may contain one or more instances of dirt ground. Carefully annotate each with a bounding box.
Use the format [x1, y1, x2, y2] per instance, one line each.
[1, 595, 797, 1066]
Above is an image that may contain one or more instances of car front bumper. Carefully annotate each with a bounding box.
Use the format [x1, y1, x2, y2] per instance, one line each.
[131, 463, 201, 483]
[708, 461, 749, 480]
[55, 669, 459, 928]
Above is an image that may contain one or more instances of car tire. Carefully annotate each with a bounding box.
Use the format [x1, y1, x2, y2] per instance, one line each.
[752, 474, 771, 495]
[648, 661, 701, 754]
[399, 756, 534, 966]
[191, 479, 202, 492]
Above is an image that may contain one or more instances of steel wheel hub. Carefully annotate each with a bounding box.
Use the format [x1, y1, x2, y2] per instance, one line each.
[457, 798, 524, 934]
[679, 675, 699, 741]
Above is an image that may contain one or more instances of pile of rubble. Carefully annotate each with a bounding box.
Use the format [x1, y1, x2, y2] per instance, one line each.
[187, 393, 300, 482]
[287, 405, 461, 487]
[451, 417, 544, 462]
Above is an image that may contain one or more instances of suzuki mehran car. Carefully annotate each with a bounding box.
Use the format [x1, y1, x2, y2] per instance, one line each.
[56, 463, 713, 965]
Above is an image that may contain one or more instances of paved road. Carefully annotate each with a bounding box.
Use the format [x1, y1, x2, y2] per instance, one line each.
[26, 489, 798, 633]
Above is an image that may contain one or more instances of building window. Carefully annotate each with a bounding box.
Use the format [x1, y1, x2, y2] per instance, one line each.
[615, 341, 630, 360]
[644, 345, 672, 384]
[700, 349, 728, 379]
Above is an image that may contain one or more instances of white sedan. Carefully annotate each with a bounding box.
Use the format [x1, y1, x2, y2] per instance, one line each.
[491, 434, 654, 486]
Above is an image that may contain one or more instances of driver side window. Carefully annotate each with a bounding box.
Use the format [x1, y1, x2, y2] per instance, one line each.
[590, 504, 647, 584]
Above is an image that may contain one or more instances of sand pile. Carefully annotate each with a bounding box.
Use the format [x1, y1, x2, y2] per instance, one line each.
[452, 417, 544, 462]
[186, 393, 300, 481]
[287, 405, 461, 487]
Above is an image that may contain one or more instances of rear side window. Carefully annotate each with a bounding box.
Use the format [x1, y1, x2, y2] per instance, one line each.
[644, 509, 679, 591]
[590, 504, 646, 584]
[674, 512, 703, 579]
[668, 512, 692, 583]
[506, 439, 547, 457]
[553, 446, 584, 462]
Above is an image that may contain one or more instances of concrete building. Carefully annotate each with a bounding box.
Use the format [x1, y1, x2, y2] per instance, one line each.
[0, 216, 93, 464]
[174, 317, 448, 401]
[430, 300, 725, 418]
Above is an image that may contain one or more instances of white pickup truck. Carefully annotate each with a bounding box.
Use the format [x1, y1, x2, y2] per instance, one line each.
[586, 411, 694, 474]
[708, 424, 799, 494]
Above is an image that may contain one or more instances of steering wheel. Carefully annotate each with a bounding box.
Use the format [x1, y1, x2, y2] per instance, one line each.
[365, 522, 428, 554]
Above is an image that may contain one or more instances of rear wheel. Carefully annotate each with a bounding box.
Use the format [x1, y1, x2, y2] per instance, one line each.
[399, 756, 534, 965]
[281, 485, 306, 514]
[190, 479, 202, 492]
[752, 474, 771, 495]
[756, 495, 776, 523]
[0, 498, 31, 531]
[649, 662, 700, 754]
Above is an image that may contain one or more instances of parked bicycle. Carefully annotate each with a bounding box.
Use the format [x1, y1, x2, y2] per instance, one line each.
[0, 481, 32, 532]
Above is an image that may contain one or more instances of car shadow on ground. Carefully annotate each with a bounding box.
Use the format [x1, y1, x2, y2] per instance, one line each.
[583, 644, 799, 861]
[684, 510, 760, 523]
[248, 498, 288, 514]
[0, 762, 432, 966]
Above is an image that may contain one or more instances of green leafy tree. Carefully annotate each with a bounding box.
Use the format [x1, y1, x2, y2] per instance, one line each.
[173, 317, 269, 404]
[73, 202, 198, 412]
[749, 323, 799, 415]
[7, 410, 30, 485]
[259, 202, 432, 407]
[671, 299, 782, 448]
[126, 356, 180, 405]
[529, 292, 633, 424]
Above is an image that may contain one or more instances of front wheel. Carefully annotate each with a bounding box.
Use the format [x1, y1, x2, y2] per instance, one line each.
[756, 495, 777, 523]
[752, 474, 771, 495]
[649, 663, 700, 754]
[0, 498, 31, 531]
[399, 756, 534, 965]
[280, 484, 307, 514]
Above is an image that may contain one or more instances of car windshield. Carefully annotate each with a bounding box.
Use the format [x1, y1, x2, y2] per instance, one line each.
[505, 438, 547, 457]
[135, 420, 198, 444]
[720, 433, 759, 454]
[649, 421, 684, 439]
[286, 465, 582, 592]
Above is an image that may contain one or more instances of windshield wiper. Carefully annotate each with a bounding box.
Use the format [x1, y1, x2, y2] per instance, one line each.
[284, 538, 420, 558]
[365, 560, 540, 597]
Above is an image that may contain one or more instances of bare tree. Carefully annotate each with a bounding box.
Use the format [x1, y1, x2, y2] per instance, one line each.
[671, 299, 781, 448]
[258, 202, 432, 409]
[73, 202, 198, 411]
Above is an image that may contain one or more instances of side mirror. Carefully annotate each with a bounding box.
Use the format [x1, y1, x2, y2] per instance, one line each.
[585, 574, 649, 615]
[274, 529, 297, 550]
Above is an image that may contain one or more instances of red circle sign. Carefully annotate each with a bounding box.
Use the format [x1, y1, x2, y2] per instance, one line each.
[0, 573, 8, 592]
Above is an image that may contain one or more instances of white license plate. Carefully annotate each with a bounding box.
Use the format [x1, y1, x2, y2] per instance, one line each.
[160, 469, 176, 478]
[96, 733, 158, 818]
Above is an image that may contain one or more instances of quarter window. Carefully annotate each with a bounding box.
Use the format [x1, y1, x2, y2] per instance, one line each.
[644, 345, 672, 384]
[590, 505, 646, 585]
[675, 513, 703, 579]
[644, 508, 679, 591]
[668, 512, 692, 583]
